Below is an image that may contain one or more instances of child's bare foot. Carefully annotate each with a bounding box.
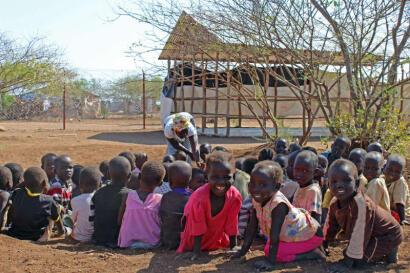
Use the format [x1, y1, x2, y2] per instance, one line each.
[313, 247, 327, 259]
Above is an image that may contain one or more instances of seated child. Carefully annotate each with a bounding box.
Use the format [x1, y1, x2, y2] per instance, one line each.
[134, 152, 148, 174]
[177, 151, 242, 259]
[189, 168, 205, 192]
[118, 152, 136, 171]
[288, 143, 301, 154]
[47, 155, 74, 212]
[154, 163, 172, 195]
[99, 160, 110, 185]
[242, 157, 258, 175]
[280, 150, 300, 202]
[127, 173, 140, 190]
[258, 148, 274, 161]
[384, 153, 409, 224]
[324, 159, 403, 272]
[233, 161, 325, 271]
[363, 152, 390, 212]
[273, 154, 288, 175]
[70, 167, 101, 242]
[0, 167, 13, 219]
[162, 155, 175, 163]
[235, 158, 245, 171]
[91, 156, 131, 248]
[118, 161, 165, 249]
[160, 161, 192, 249]
[274, 138, 288, 155]
[41, 153, 57, 183]
[292, 151, 322, 223]
[71, 165, 84, 199]
[367, 142, 383, 154]
[5, 167, 64, 241]
[174, 150, 188, 162]
[200, 143, 212, 163]
[5, 163, 24, 190]
[321, 136, 351, 167]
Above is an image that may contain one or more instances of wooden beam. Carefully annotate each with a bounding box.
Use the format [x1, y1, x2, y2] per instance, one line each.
[214, 53, 219, 135]
[226, 60, 231, 137]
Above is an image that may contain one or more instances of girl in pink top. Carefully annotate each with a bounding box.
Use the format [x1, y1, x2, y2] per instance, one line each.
[177, 151, 242, 260]
[117, 161, 166, 249]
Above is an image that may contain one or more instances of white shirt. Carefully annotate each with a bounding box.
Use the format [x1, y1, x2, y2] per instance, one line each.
[163, 112, 196, 141]
[71, 192, 95, 242]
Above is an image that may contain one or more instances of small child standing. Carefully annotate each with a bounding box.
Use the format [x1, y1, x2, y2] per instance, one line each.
[189, 168, 205, 192]
[160, 161, 192, 249]
[363, 152, 390, 212]
[91, 156, 131, 248]
[292, 151, 322, 223]
[70, 167, 101, 242]
[384, 154, 409, 224]
[177, 151, 242, 260]
[233, 162, 325, 271]
[0, 167, 13, 218]
[47, 155, 74, 212]
[118, 161, 165, 249]
[324, 160, 402, 272]
[41, 153, 57, 183]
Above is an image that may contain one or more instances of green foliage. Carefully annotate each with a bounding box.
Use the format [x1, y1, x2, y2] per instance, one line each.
[1, 93, 15, 112]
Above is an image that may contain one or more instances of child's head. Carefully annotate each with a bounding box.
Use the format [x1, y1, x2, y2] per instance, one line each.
[200, 143, 212, 162]
[109, 156, 131, 186]
[367, 142, 383, 154]
[0, 166, 13, 191]
[328, 159, 359, 202]
[248, 161, 284, 205]
[4, 163, 24, 188]
[190, 168, 205, 191]
[235, 158, 245, 170]
[134, 152, 148, 170]
[286, 150, 301, 180]
[205, 151, 234, 197]
[274, 138, 288, 155]
[41, 153, 56, 179]
[162, 162, 171, 182]
[24, 167, 49, 194]
[258, 148, 274, 161]
[293, 150, 318, 186]
[140, 161, 166, 190]
[127, 173, 140, 190]
[118, 152, 136, 170]
[173, 150, 188, 162]
[99, 160, 110, 180]
[301, 146, 317, 154]
[54, 155, 73, 182]
[243, 157, 258, 175]
[383, 153, 405, 183]
[288, 143, 301, 154]
[331, 136, 351, 158]
[348, 148, 367, 174]
[168, 161, 192, 189]
[212, 146, 228, 153]
[363, 151, 384, 181]
[79, 166, 101, 194]
[315, 155, 328, 180]
[273, 154, 288, 175]
[72, 165, 84, 187]
[163, 155, 175, 163]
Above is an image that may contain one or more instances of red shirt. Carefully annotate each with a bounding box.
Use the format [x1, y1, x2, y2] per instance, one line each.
[177, 183, 242, 252]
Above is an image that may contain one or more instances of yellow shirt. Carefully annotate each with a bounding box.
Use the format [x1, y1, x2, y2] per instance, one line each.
[365, 177, 390, 212]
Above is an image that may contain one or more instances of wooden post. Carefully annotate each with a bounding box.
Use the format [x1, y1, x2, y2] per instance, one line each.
[226, 60, 231, 137]
[190, 61, 195, 113]
[142, 69, 146, 129]
[173, 60, 178, 113]
[302, 77, 307, 137]
[238, 62, 242, 128]
[274, 64, 278, 118]
[399, 64, 404, 114]
[214, 54, 219, 135]
[336, 70, 342, 116]
[263, 67, 269, 129]
[201, 54, 207, 133]
[181, 55, 185, 112]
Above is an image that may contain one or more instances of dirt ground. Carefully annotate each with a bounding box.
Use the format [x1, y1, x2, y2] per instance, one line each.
[0, 118, 408, 273]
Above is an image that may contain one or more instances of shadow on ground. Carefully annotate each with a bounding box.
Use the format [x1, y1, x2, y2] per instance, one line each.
[89, 130, 264, 145]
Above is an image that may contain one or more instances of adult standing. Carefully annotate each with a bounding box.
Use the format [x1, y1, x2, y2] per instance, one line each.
[163, 112, 201, 167]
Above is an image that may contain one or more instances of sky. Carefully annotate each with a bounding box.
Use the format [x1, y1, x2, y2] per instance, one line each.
[0, 0, 162, 80]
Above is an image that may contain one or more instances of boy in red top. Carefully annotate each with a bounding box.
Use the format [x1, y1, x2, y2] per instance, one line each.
[47, 155, 73, 213]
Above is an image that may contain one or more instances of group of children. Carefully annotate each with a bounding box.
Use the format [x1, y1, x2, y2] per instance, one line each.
[0, 136, 408, 272]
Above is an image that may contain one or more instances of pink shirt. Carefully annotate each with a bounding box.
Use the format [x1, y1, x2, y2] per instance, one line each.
[118, 191, 162, 247]
[177, 184, 242, 252]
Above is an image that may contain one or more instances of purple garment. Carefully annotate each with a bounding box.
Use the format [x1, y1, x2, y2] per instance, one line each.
[172, 188, 192, 196]
[118, 191, 162, 247]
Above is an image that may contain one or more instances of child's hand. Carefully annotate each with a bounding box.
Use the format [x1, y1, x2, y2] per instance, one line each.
[255, 260, 274, 272]
[328, 262, 349, 273]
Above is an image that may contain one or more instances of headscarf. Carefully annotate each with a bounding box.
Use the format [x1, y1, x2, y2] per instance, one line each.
[172, 114, 190, 133]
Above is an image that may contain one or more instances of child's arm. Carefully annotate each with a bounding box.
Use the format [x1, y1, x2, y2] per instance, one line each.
[255, 203, 288, 271]
[232, 208, 258, 258]
[117, 193, 129, 226]
[0, 199, 11, 230]
[396, 203, 406, 224]
[311, 212, 321, 224]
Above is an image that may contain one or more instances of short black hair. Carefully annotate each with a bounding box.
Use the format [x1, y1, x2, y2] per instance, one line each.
[273, 154, 288, 169]
[235, 158, 245, 170]
[79, 167, 101, 191]
[41, 153, 56, 167]
[295, 150, 319, 169]
[55, 155, 72, 167]
[4, 163, 24, 187]
[24, 167, 48, 192]
[367, 142, 383, 154]
[252, 161, 284, 188]
[109, 156, 131, 184]
[365, 151, 384, 167]
[192, 167, 204, 177]
[72, 165, 84, 186]
[258, 148, 274, 161]
[99, 160, 109, 174]
[288, 143, 301, 153]
[163, 155, 175, 163]
[205, 151, 234, 173]
[242, 158, 258, 175]
[141, 161, 166, 186]
[118, 152, 136, 169]
[212, 146, 228, 153]
[328, 159, 359, 182]
[168, 161, 192, 188]
[301, 146, 317, 155]
[0, 166, 12, 190]
[386, 153, 405, 168]
[349, 148, 367, 159]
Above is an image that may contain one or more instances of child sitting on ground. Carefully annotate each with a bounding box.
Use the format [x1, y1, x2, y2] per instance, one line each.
[154, 163, 172, 195]
[118, 152, 137, 172]
[71, 165, 84, 199]
[91, 156, 131, 248]
[160, 161, 192, 249]
[0, 167, 13, 219]
[70, 167, 101, 242]
[280, 150, 300, 202]
[189, 168, 205, 192]
[274, 138, 288, 155]
[200, 143, 212, 163]
[41, 153, 57, 183]
[321, 136, 351, 167]
[99, 160, 110, 185]
[134, 152, 148, 174]
[47, 155, 74, 212]
[5, 163, 24, 190]
[363, 152, 390, 212]
[118, 161, 165, 249]
[4, 167, 64, 241]
[177, 151, 242, 259]
[324, 160, 403, 272]
[384, 154, 409, 225]
[233, 161, 325, 271]
[174, 150, 188, 162]
[292, 151, 322, 223]
[258, 148, 274, 161]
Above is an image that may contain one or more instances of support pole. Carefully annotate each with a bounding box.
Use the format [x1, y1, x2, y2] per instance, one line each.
[142, 69, 146, 129]
[62, 67, 66, 130]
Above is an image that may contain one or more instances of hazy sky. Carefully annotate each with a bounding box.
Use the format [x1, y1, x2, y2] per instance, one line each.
[0, 0, 159, 79]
